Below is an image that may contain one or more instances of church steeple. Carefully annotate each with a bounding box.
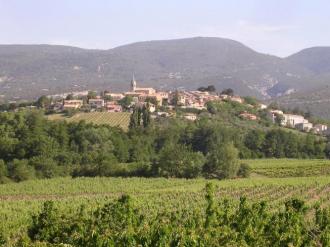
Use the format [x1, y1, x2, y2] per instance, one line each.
[131, 73, 137, 92]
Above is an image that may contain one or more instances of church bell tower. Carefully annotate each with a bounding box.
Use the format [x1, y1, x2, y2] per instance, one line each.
[131, 74, 137, 92]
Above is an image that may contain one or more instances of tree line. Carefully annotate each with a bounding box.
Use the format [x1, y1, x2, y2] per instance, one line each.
[0, 110, 329, 183]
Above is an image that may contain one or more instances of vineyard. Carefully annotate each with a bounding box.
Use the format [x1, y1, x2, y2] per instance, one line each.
[245, 159, 330, 177]
[47, 112, 131, 130]
[2, 172, 330, 245]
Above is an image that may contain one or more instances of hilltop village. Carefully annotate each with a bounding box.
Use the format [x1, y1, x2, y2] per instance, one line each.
[42, 76, 328, 135]
[3, 76, 326, 135]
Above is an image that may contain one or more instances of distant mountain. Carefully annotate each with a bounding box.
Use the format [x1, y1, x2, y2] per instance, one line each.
[277, 84, 330, 119]
[0, 37, 312, 101]
[1, 37, 330, 117]
[287, 47, 330, 74]
[276, 47, 330, 118]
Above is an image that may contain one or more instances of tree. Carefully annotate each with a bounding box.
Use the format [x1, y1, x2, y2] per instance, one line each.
[87, 91, 97, 100]
[129, 105, 151, 129]
[8, 159, 35, 182]
[243, 96, 258, 106]
[197, 85, 216, 92]
[206, 85, 216, 92]
[221, 88, 234, 96]
[274, 113, 284, 126]
[268, 102, 279, 110]
[142, 105, 151, 128]
[244, 130, 265, 158]
[36, 96, 51, 108]
[29, 156, 59, 179]
[104, 95, 113, 101]
[145, 97, 158, 106]
[237, 163, 251, 178]
[206, 101, 217, 114]
[119, 96, 133, 109]
[304, 110, 312, 119]
[171, 90, 180, 107]
[65, 94, 74, 100]
[154, 144, 205, 178]
[204, 142, 239, 179]
[0, 159, 9, 183]
[8, 103, 17, 111]
[129, 107, 140, 129]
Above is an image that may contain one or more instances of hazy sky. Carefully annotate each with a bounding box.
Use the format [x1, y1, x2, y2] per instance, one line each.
[1, 0, 329, 57]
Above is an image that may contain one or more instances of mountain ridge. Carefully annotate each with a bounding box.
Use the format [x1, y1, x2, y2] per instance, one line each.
[0, 36, 329, 117]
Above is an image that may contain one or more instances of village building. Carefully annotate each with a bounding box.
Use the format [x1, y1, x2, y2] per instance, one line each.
[296, 122, 313, 132]
[168, 92, 186, 106]
[314, 124, 328, 133]
[131, 75, 156, 95]
[105, 93, 124, 101]
[124, 92, 141, 97]
[106, 101, 122, 112]
[138, 94, 163, 106]
[51, 102, 64, 112]
[239, 112, 258, 121]
[156, 111, 170, 117]
[191, 90, 210, 96]
[268, 109, 284, 122]
[219, 94, 229, 100]
[148, 103, 156, 113]
[63, 100, 83, 109]
[157, 91, 169, 99]
[183, 113, 197, 121]
[230, 96, 243, 104]
[135, 102, 156, 113]
[88, 98, 105, 108]
[270, 110, 284, 115]
[282, 114, 308, 127]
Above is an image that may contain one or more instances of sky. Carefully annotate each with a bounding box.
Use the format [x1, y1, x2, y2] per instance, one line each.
[0, 0, 330, 57]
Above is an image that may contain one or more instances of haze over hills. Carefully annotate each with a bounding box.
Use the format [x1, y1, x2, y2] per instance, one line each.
[287, 47, 330, 74]
[276, 47, 330, 118]
[0, 37, 330, 117]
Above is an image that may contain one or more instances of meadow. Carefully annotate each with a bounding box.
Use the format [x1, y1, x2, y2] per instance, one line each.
[2, 159, 330, 243]
[47, 112, 131, 130]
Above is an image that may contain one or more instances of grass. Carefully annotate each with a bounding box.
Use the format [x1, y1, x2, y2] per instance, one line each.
[47, 112, 131, 130]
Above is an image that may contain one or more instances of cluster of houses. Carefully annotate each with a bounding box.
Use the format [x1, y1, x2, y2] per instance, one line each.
[49, 76, 329, 134]
[269, 109, 328, 135]
[57, 76, 249, 119]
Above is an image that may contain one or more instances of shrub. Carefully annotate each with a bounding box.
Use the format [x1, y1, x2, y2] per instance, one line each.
[237, 163, 251, 178]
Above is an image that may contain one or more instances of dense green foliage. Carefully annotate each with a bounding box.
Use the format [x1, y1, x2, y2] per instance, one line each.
[5, 183, 330, 246]
[0, 109, 329, 183]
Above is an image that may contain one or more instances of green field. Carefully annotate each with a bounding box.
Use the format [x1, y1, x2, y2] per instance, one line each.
[2, 159, 330, 244]
[2, 164, 330, 241]
[47, 112, 131, 130]
[245, 159, 330, 177]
